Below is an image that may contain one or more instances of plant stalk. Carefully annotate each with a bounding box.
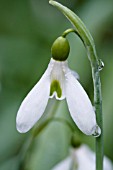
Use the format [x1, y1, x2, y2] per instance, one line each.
[49, 1, 103, 170]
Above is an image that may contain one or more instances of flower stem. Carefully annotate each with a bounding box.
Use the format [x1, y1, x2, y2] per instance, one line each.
[49, 1, 103, 170]
[62, 28, 76, 37]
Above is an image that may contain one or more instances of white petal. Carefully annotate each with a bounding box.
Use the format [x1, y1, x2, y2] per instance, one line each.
[49, 59, 67, 100]
[73, 145, 113, 170]
[71, 69, 80, 80]
[72, 145, 95, 170]
[51, 157, 72, 170]
[52, 145, 113, 170]
[16, 62, 53, 133]
[65, 71, 99, 135]
[103, 156, 113, 170]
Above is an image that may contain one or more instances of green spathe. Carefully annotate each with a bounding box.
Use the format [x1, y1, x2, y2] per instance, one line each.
[50, 80, 62, 98]
[51, 36, 70, 61]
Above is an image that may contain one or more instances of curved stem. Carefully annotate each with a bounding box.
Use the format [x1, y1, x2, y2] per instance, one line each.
[17, 100, 60, 168]
[62, 28, 76, 37]
[19, 117, 75, 168]
[32, 99, 60, 137]
[33, 117, 75, 138]
[49, 1, 103, 170]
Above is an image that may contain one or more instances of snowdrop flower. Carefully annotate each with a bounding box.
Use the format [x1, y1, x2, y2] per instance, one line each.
[16, 36, 101, 136]
[52, 144, 113, 170]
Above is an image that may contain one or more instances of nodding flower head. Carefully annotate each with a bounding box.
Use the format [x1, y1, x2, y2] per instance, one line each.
[52, 144, 113, 170]
[16, 36, 101, 137]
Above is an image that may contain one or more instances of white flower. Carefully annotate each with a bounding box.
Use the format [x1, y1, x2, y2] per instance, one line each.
[52, 145, 113, 170]
[16, 58, 100, 135]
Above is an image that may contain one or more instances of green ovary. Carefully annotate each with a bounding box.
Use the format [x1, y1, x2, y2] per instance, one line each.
[50, 80, 62, 98]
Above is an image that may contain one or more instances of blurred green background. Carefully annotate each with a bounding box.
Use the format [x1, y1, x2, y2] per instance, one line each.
[0, 0, 113, 170]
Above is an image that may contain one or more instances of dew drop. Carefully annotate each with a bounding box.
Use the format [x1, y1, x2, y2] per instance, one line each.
[92, 125, 101, 137]
[98, 59, 104, 71]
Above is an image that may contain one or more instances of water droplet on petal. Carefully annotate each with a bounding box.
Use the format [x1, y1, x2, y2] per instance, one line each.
[98, 59, 104, 71]
[92, 125, 101, 137]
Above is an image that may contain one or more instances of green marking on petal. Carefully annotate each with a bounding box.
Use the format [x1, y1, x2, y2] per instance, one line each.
[50, 80, 62, 98]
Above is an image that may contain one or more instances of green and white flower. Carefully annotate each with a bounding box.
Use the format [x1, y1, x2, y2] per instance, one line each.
[16, 58, 100, 135]
[16, 36, 101, 135]
[52, 144, 113, 170]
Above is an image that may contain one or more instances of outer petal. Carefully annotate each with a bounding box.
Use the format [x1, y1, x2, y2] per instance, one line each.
[71, 69, 80, 80]
[52, 145, 113, 170]
[16, 62, 53, 133]
[103, 156, 113, 170]
[65, 71, 100, 135]
[72, 145, 94, 170]
[74, 145, 113, 170]
[51, 157, 72, 170]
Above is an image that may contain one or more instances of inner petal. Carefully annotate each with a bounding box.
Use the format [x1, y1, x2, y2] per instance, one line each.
[50, 80, 62, 99]
[49, 59, 66, 100]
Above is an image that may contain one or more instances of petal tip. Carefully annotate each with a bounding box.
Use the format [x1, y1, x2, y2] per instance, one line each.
[16, 118, 30, 133]
[16, 124, 28, 133]
[92, 125, 101, 137]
